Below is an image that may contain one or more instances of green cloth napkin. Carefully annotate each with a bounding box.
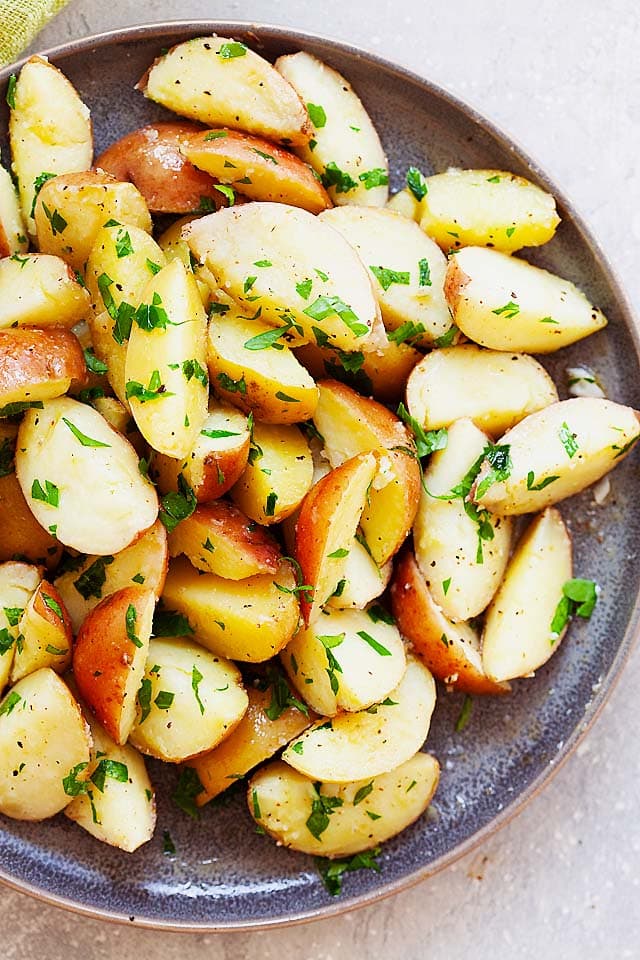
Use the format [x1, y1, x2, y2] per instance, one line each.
[0, 0, 70, 67]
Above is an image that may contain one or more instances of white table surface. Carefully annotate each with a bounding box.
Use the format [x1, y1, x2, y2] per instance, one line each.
[5, 1, 640, 956]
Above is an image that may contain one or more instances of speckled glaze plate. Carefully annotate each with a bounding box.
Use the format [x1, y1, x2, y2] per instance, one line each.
[0, 20, 639, 932]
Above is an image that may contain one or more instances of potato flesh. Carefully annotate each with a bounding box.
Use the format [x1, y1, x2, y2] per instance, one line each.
[0, 562, 41, 692]
[10, 582, 72, 682]
[0, 327, 86, 407]
[475, 397, 640, 515]
[406, 345, 559, 437]
[276, 52, 389, 208]
[249, 753, 440, 858]
[326, 538, 392, 611]
[0, 164, 28, 256]
[0, 254, 90, 332]
[446, 247, 607, 353]
[16, 397, 158, 555]
[482, 508, 572, 682]
[283, 656, 435, 782]
[143, 37, 310, 145]
[129, 637, 248, 762]
[0, 668, 91, 820]
[419, 168, 559, 252]
[186, 203, 381, 352]
[319, 207, 451, 345]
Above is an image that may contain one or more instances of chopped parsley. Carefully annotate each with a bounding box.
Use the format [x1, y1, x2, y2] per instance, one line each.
[433, 325, 458, 348]
[265, 492, 278, 516]
[159, 475, 196, 533]
[41, 203, 67, 235]
[353, 781, 374, 806]
[296, 278, 313, 300]
[387, 320, 426, 345]
[214, 184, 235, 205]
[42, 593, 63, 620]
[126, 370, 174, 403]
[90, 758, 128, 792]
[115, 229, 133, 258]
[303, 295, 368, 337]
[217, 41, 247, 59]
[321, 162, 357, 194]
[181, 359, 208, 387]
[153, 608, 194, 637]
[62, 417, 110, 449]
[83, 348, 108, 375]
[263, 669, 309, 721]
[0, 438, 14, 478]
[306, 784, 343, 840]
[307, 103, 327, 128]
[406, 166, 428, 201]
[475, 444, 512, 499]
[173, 766, 204, 820]
[455, 694, 473, 732]
[204, 130, 228, 140]
[315, 848, 381, 896]
[62, 761, 88, 795]
[5, 74, 17, 109]
[243, 323, 291, 351]
[396, 403, 447, 458]
[367, 604, 395, 625]
[192, 664, 205, 714]
[357, 630, 392, 657]
[526, 471, 559, 491]
[418, 258, 432, 286]
[559, 422, 579, 459]
[369, 265, 410, 292]
[217, 372, 247, 394]
[492, 300, 520, 319]
[358, 168, 389, 190]
[31, 479, 59, 507]
[125, 603, 142, 648]
[30, 171, 56, 216]
[73, 556, 114, 600]
[550, 578, 599, 640]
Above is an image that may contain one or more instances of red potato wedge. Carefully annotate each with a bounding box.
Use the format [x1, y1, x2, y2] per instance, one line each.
[73, 586, 155, 744]
[181, 129, 331, 213]
[10, 581, 72, 683]
[95, 122, 229, 214]
[0, 327, 87, 408]
[168, 501, 281, 579]
[0, 164, 28, 258]
[0, 466, 63, 570]
[0, 561, 42, 692]
[0, 254, 90, 332]
[390, 550, 509, 696]
[294, 451, 378, 623]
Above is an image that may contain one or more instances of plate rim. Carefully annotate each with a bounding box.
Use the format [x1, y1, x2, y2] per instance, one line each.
[0, 17, 639, 933]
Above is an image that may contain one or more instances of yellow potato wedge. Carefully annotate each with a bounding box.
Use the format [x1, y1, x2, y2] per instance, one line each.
[0, 561, 41, 692]
[386, 187, 421, 221]
[0, 164, 28, 257]
[0, 327, 87, 408]
[326, 538, 392, 611]
[474, 397, 640, 515]
[185, 202, 381, 352]
[0, 668, 91, 820]
[406, 344, 559, 437]
[90, 396, 146, 455]
[418, 168, 560, 253]
[141, 37, 310, 146]
[0, 455, 63, 570]
[0, 254, 90, 332]
[10, 581, 72, 683]
[249, 752, 440, 857]
[482, 508, 573, 682]
[445, 247, 607, 353]
[157, 214, 211, 306]
[276, 51, 389, 207]
[161, 555, 300, 662]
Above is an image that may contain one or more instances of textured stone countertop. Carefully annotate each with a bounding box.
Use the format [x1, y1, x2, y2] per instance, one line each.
[4, 1, 640, 957]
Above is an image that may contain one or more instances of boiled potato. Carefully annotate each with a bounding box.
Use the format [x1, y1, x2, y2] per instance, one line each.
[152, 402, 250, 502]
[10, 581, 72, 682]
[474, 398, 640, 515]
[390, 550, 509, 696]
[327, 538, 392, 611]
[161, 556, 300, 662]
[319, 207, 450, 346]
[168, 500, 281, 579]
[90, 396, 146, 455]
[157, 214, 212, 306]
[0, 254, 90, 332]
[0, 561, 41, 692]
[386, 187, 421, 221]
[34, 171, 152, 271]
[418, 168, 559, 252]
[249, 752, 440, 857]
[73, 586, 155, 744]
[482, 508, 572, 682]
[208, 308, 319, 423]
[125, 258, 209, 459]
[9, 56, 92, 233]
[190, 682, 313, 804]
[129, 637, 248, 762]
[54, 520, 168, 634]
[406, 345, 559, 437]
[0, 668, 91, 820]
[16, 397, 158, 555]
[445, 247, 607, 353]
[0, 327, 86, 408]
[276, 51, 389, 207]
[0, 164, 28, 256]
[186, 203, 382, 352]
[141, 37, 310, 145]
[230, 421, 313, 525]
[414, 418, 513, 620]
[282, 604, 406, 716]
[0, 457, 62, 568]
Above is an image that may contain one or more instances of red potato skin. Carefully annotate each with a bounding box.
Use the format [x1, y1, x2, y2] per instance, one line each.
[443, 257, 470, 313]
[169, 500, 282, 575]
[33, 581, 73, 645]
[0, 327, 87, 402]
[0, 471, 62, 569]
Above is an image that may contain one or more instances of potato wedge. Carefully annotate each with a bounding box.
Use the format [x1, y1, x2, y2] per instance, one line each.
[16, 397, 158, 554]
[73, 586, 155, 744]
[161, 556, 300, 662]
[168, 500, 281, 579]
[152, 402, 250, 502]
[9, 56, 92, 234]
[95, 122, 227, 214]
[125, 258, 209, 459]
[418, 168, 560, 253]
[282, 604, 406, 716]
[390, 550, 509, 695]
[65, 709, 156, 852]
[0, 447, 62, 569]
[186, 203, 381, 352]
[482, 508, 572, 682]
[190, 681, 313, 804]
[90, 396, 146, 455]
[319, 207, 450, 346]
[386, 187, 421, 221]
[231, 421, 313, 525]
[0, 164, 28, 257]
[249, 752, 440, 858]
[0, 562, 41, 692]
[10, 581, 72, 682]
[312, 380, 421, 564]
[0, 254, 90, 332]
[474, 398, 640, 515]
[295, 452, 378, 623]
[128, 637, 247, 762]
[0, 327, 86, 408]
[276, 51, 388, 207]
[182, 129, 331, 213]
[406, 345, 559, 437]
[157, 214, 212, 307]
[0, 668, 91, 820]
[54, 520, 168, 634]
[326, 538, 392, 611]
[445, 247, 607, 353]
[34, 171, 152, 271]
[282, 656, 435, 782]
[414, 418, 513, 620]
[141, 37, 310, 145]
